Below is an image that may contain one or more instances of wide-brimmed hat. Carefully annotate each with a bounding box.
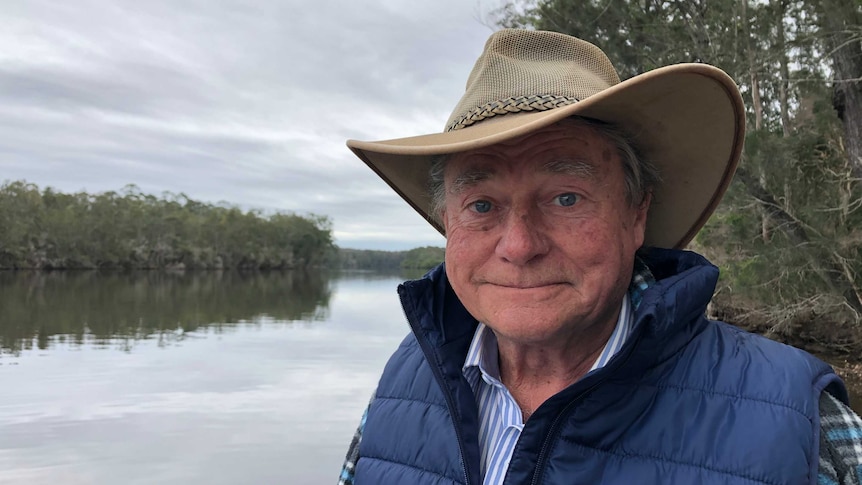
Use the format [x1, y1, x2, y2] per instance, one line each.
[347, 29, 744, 249]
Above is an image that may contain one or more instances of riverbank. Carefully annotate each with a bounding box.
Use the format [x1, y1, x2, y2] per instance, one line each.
[825, 359, 862, 411]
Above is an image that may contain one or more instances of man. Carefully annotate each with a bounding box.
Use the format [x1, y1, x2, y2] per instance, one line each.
[340, 29, 862, 484]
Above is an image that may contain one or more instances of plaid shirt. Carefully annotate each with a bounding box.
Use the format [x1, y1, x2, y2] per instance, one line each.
[818, 392, 862, 484]
[338, 261, 862, 484]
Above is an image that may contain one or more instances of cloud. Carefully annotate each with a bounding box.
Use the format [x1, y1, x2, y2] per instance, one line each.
[0, 0, 503, 250]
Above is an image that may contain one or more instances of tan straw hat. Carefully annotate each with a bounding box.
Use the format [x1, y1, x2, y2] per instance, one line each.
[347, 29, 745, 249]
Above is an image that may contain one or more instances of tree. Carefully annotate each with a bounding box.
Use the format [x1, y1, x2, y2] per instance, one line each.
[0, 181, 334, 270]
[815, 0, 862, 179]
[495, 0, 862, 339]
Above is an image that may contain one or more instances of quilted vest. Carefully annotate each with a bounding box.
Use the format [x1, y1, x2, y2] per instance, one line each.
[355, 249, 847, 485]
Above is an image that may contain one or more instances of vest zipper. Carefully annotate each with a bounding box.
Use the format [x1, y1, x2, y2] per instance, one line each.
[526, 381, 603, 485]
[400, 290, 472, 485]
[527, 338, 640, 485]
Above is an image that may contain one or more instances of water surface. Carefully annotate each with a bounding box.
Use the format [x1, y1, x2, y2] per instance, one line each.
[0, 270, 406, 484]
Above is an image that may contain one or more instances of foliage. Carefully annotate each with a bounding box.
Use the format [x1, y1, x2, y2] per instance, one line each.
[0, 181, 334, 270]
[401, 246, 446, 270]
[495, 0, 862, 342]
[334, 246, 445, 271]
[337, 248, 406, 270]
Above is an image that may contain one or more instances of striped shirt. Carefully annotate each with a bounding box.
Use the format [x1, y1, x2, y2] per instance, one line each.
[461, 296, 633, 484]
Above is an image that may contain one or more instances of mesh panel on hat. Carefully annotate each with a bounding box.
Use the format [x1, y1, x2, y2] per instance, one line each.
[446, 29, 621, 131]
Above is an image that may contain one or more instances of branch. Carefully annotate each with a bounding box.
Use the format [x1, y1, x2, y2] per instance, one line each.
[734, 166, 862, 314]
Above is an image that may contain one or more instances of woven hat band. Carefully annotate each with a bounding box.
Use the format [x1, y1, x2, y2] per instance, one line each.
[444, 29, 621, 132]
[446, 94, 579, 132]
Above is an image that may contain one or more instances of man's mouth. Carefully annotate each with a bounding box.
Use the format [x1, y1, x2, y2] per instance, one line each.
[487, 281, 565, 289]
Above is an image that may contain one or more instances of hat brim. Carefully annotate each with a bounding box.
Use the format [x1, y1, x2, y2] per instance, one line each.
[347, 63, 744, 249]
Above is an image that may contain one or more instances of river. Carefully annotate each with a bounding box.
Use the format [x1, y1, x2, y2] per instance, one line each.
[0, 270, 406, 484]
[0, 270, 858, 484]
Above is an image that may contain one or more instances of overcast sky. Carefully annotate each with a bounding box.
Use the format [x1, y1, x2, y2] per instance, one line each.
[0, 0, 510, 250]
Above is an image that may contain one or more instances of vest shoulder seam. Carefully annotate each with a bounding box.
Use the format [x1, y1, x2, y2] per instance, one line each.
[359, 455, 459, 483]
[556, 439, 780, 485]
[645, 383, 809, 419]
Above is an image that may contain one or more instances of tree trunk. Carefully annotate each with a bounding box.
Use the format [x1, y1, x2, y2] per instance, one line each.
[776, 0, 793, 210]
[777, 0, 792, 137]
[820, 0, 862, 179]
[742, 0, 764, 130]
[742, 0, 770, 240]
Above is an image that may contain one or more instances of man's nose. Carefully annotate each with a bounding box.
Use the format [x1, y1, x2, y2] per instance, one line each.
[495, 209, 549, 265]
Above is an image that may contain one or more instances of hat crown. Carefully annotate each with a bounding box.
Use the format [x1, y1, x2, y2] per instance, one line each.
[445, 29, 622, 131]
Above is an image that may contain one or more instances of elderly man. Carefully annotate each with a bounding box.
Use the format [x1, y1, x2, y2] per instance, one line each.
[340, 29, 862, 484]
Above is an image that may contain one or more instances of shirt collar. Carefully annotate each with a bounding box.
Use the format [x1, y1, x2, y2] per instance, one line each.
[463, 324, 502, 385]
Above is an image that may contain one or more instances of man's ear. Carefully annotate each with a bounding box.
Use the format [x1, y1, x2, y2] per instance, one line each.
[634, 192, 652, 245]
[639, 191, 653, 215]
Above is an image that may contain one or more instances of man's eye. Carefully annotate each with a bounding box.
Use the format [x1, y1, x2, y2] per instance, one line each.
[472, 200, 492, 213]
[555, 193, 579, 207]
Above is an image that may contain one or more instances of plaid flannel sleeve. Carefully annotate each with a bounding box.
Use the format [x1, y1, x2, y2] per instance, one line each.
[818, 391, 862, 485]
[338, 399, 371, 485]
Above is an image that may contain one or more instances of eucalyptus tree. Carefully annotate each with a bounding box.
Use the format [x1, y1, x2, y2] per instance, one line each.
[495, 0, 862, 335]
[0, 181, 334, 270]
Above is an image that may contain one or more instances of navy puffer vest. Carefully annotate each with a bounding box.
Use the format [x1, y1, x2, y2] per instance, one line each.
[355, 249, 846, 484]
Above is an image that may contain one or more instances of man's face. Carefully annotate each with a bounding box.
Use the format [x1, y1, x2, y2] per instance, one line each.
[441, 121, 650, 346]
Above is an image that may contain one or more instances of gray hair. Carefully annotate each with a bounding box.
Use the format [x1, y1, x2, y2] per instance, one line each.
[427, 116, 660, 224]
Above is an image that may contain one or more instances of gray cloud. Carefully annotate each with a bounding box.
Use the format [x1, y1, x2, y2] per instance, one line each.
[0, 0, 502, 249]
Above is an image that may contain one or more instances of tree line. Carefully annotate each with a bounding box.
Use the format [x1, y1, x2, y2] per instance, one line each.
[495, 0, 862, 351]
[337, 246, 445, 271]
[0, 181, 334, 270]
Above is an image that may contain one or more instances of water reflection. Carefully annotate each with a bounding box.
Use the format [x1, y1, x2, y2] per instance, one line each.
[0, 270, 410, 485]
[0, 270, 332, 354]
